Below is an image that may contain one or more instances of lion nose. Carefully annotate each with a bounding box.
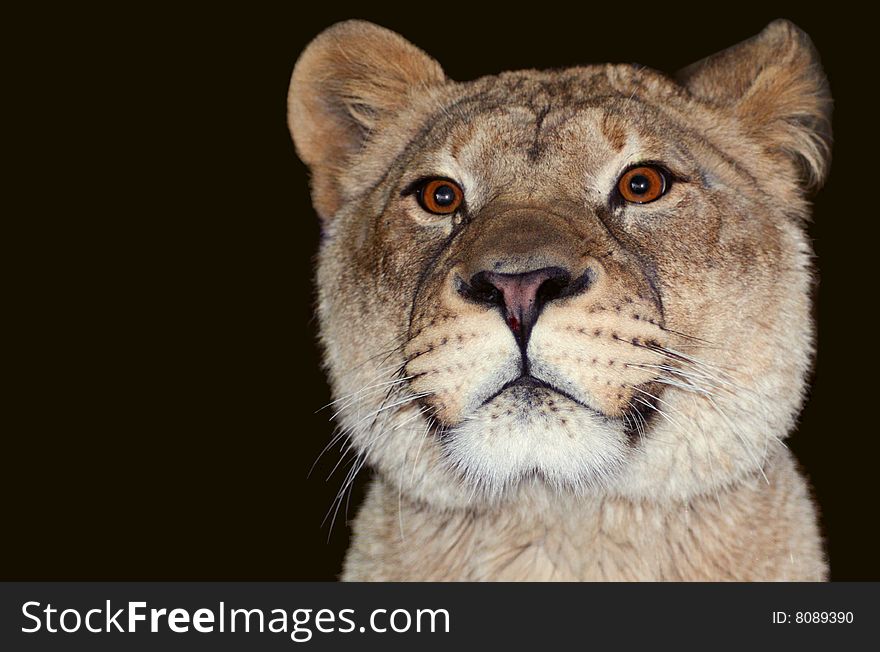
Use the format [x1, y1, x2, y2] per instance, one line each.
[460, 267, 590, 346]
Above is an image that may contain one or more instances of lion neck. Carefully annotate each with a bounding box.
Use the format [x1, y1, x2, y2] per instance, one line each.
[345, 450, 824, 581]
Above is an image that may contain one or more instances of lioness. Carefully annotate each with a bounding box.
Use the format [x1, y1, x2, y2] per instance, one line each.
[288, 19, 831, 580]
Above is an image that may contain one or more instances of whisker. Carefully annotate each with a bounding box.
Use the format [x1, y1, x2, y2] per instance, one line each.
[656, 325, 720, 347]
[410, 410, 438, 487]
[325, 378, 414, 422]
[701, 391, 770, 484]
[370, 392, 433, 416]
[308, 425, 351, 478]
[397, 413, 426, 542]
[647, 343, 738, 375]
[316, 371, 415, 414]
[345, 332, 412, 374]
[626, 362, 744, 395]
[651, 376, 714, 397]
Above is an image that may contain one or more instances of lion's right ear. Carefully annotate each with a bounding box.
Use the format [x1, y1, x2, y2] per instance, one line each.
[287, 20, 446, 220]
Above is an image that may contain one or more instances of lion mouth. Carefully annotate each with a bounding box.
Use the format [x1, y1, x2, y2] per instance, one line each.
[482, 374, 584, 406]
[479, 373, 662, 441]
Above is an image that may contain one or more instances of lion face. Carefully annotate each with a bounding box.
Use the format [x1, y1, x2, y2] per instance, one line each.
[289, 20, 830, 507]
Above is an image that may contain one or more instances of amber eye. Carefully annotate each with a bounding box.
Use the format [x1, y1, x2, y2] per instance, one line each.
[617, 165, 668, 204]
[417, 178, 464, 215]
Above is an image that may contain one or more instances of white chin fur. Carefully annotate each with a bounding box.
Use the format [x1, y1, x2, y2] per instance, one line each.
[443, 387, 627, 497]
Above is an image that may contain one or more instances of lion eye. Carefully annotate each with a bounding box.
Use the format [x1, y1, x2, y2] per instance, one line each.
[417, 178, 464, 215]
[617, 165, 668, 204]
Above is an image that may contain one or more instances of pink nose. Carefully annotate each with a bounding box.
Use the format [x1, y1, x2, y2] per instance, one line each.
[467, 267, 573, 344]
[483, 269, 560, 333]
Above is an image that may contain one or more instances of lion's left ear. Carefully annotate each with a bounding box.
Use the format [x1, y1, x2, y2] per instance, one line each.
[677, 19, 832, 190]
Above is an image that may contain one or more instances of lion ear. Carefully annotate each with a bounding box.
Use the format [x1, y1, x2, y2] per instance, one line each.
[677, 19, 832, 190]
[288, 20, 446, 220]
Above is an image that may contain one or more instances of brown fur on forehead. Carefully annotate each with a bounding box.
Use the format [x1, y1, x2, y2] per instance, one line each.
[366, 83, 732, 217]
[339, 65, 689, 200]
[600, 111, 628, 152]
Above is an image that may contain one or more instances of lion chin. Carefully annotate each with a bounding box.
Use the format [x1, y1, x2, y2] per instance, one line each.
[289, 19, 831, 580]
[445, 384, 628, 496]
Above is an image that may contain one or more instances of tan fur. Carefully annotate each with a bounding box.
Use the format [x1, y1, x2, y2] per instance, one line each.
[345, 451, 824, 581]
[288, 20, 831, 581]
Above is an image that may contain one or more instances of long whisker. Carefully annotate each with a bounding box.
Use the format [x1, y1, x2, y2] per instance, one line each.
[626, 362, 746, 396]
[657, 325, 721, 348]
[410, 409, 437, 487]
[640, 363, 771, 485]
[344, 331, 412, 374]
[397, 405, 433, 542]
[316, 369, 415, 413]
[308, 425, 351, 478]
[646, 343, 738, 375]
[325, 378, 414, 422]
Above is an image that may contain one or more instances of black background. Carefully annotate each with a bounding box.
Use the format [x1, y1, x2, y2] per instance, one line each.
[6, 4, 876, 580]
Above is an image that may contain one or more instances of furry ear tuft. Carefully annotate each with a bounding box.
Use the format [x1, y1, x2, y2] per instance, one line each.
[677, 19, 832, 191]
[288, 20, 446, 220]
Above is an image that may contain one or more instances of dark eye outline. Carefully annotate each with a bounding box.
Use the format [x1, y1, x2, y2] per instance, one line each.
[613, 163, 672, 205]
[402, 177, 466, 216]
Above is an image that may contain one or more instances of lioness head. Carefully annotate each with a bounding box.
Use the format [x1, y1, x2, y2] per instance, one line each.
[288, 20, 830, 508]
